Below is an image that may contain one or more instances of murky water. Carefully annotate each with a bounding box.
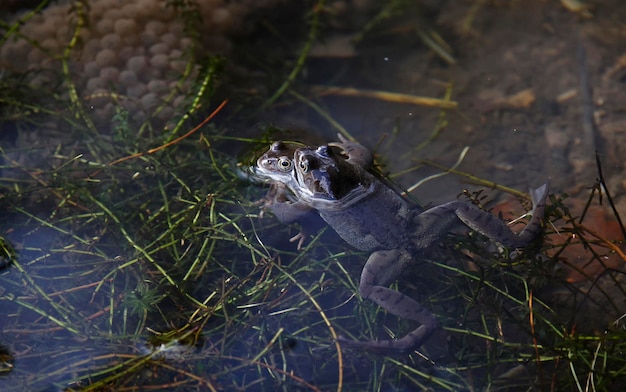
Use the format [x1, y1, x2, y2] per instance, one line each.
[1, 0, 625, 390]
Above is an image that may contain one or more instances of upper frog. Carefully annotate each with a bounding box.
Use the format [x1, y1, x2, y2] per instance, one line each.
[252, 136, 376, 248]
[254, 135, 373, 204]
[256, 136, 550, 353]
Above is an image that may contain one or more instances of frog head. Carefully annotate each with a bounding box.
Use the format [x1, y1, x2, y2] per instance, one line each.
[294, 145, 365, 201]
[254, 141, 299, 185]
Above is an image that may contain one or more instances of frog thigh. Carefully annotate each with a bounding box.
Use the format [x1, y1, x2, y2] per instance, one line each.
[359, 249, 408, 288]
[414, 182, 548, 249]
[268, 200, 315, 224]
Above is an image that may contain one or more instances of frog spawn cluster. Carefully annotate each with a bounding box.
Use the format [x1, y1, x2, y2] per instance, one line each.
[0, 0, 281, 126]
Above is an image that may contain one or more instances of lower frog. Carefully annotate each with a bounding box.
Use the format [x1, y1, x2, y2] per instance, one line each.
[253, 137, 373, 248]
[256, 136, 549, 353]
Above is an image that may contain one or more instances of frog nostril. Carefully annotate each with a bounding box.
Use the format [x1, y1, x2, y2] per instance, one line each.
[316, 145, 329, 157]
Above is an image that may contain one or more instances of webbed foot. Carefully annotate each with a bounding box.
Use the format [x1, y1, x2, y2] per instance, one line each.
[289, 229, 308, 250]
[336, 323, 436, 355]
[328, 133, 373, 169]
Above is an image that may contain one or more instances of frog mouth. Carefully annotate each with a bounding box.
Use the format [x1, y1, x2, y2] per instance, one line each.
[305, 171, 335, 199]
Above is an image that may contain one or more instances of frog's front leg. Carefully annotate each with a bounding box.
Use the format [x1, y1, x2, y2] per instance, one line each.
[338, 249, 439, 353]
[328, 133, 373, 169]
[258, 183, 320, 249]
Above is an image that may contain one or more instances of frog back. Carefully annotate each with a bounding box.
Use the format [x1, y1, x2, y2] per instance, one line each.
[318, 184, 418, 251]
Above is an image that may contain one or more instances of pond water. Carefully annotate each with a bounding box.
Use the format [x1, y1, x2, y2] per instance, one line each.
[1, 0, 625, 390]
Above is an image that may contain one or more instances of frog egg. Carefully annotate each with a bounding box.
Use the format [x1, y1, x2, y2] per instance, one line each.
[212, 8, 232, 31]
[122, 33, 140, 47]
[156, 6, 176, 22]
[140, 92, 159, 110]
[29, 13, 45, 26]
[149, 43, 170, 55]
[168, 22, 185, 36]
[80, 27, 92, 43]
[114, 19, 138, 37]
[139, 31, 158, 47]
[56, 24, 70, 42]
[147, 79, 168, 95]
[83, 60, 100, 78]
[161, 32, 178, 47]
[150, 54, 169, 70]
[100, 33, 122, 50]
[132, 109, 147, 123]
[31, 19, 56, 41]
[46, 3, 67, 18]
[82, 39, 102, 59]
[127, 56, 148, 73]
[169, 58, 187, 73]
[95, 48, 118, 68]
[41, 38, 60, 53]
[1, 40, 27, 66]
[155, 105, 175, 121]
[29, 73, 52, 89]
[123, 100, 139, 114]
[121, 3, 139, 18]
[99, 66, 119, 83]
[104, 9, 122, 22]
[179, 76, 195, 93]
[119, 69, 138, 86]
[139, 67, 163, 84]
[27, 48, 45, 67]
[118, 46, 136, 63]
[42, 57, 60, 70]
[135, 0, 162, 20]
[126, 83, 147, 99]
[90, 0, 112, 17]
[198, 0, 224, 16]
[179, 37, 193, 51]
[96, 18, 114, 35]
[172, 95, 186, 108]
[145, 20, 167, 36]
[86, 76, 106, 92]
[94, 104, 115, 122]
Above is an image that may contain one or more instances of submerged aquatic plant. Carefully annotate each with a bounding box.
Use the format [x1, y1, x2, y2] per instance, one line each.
[0, 0, 625, 391]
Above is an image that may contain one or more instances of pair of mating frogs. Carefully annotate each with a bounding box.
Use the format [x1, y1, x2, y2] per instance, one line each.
[252, 135, 549, 353]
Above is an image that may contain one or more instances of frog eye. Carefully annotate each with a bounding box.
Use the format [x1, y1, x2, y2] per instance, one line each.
[299, 159, 309, 173]
[277, 157, 292, 171]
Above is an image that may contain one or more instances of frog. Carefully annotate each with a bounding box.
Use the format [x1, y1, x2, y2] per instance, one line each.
[254, 136, 373, 203]
[251, 140, 320, 248]
[253, 136, 374, 248]
[255, 136, 549, 353]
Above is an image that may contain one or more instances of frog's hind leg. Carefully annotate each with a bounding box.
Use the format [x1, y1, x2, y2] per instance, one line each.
[338, 249, 439, 353]
[450, 181, 550, 248]
[516, 181, 550, 241]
